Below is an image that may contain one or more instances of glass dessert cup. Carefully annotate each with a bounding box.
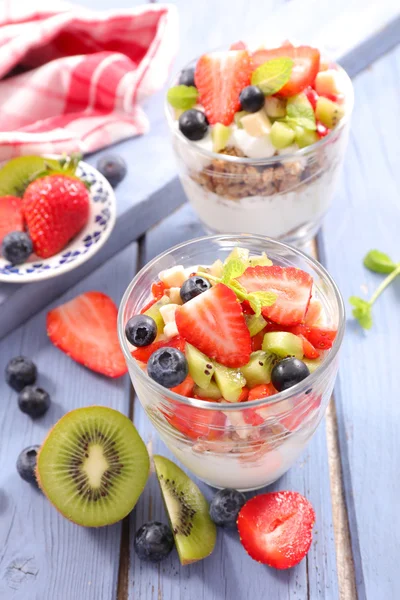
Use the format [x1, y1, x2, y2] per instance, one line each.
[165, 52, 354, 247]
[118, 234, 345, 491]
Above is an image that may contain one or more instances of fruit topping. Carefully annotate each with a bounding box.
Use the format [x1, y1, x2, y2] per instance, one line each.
[165, 398, 225, 440]
[289, 324, 337, 349]
[147, 347, 188, 388]
[247, 382, 276, 401]
[211, 123, 232, 152]
[315, 96, 344, 129]
[299, 334, 320, 359]
[178, 109, 209, 140]
[270, 121, 295, 149]
[179, 67, 196, 87]
[167, 85, 198, 110]
[245, 313, 267, 337]
[237, 265, 313, 326]
[47, 291, 127, 378]
[1, 231, 32, 265]
[239, 85, 265, 113]
[5, 356, 37, 391]
[36, 406, 150, 527]
[131, 335, 186, 363]
[16, 445, 40, 487]
[195, 50, 251, 126]
[134, 521, 174, 562]
[125, 314, 157, 347]
[237, 491, 315, 568]
[214, 363, 246, 402]
[314, 69, 343, 96]
[241, 351, 274, 388]
[250, 57, 293, 95]
[96, 154, 127, 187]
[185, 343, 215, 389]
[209, 488, 246, 527]
[18, 385, 51, 418]
[194, 381, 222, 400]
[153, 455, 217, 564]
[304, 86, 318, 110]
[0, 195, 23, 246]
[262, 331, 304, 359]
[180, 275, 211, 303]
[295, 127, 319, 148]
[241, 110, 272, 137]
[271, 357, 310, 391]
[264, 96, 287, 118]
[176, 283, 252, 368]
[170, 374, 195, 397]
[143, 296, 170, 334]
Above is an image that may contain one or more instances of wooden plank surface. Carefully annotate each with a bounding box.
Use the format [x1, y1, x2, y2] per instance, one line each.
[318, 44, 400, 600]
[0, 245, 137, 600]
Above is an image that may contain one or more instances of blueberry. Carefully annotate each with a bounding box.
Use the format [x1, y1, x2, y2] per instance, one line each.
[179, 67, 196, 87]
[16, 445, 40, 486]
[178, 109, 208, 141]
[18, 386, 51, 418]
[134, 521, 174, 562]
[210, 488, 246, 527]
[239, 86, 265, 113]
[1, 231, 32, 265]
[96, 154, 127, 187]
[125, 315, 157, 347]
[5, 356, 37, 391]
[180, 276, 211, 303]
[271, 357, 310, 392]
[147, 347, 188, 388]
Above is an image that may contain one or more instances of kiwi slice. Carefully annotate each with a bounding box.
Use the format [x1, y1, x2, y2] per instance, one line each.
[248, 252, 272, 267]
[212, 123, 231, 152]
[262, 331, 304, 359]
[36, 406, 150, 527]
[194, 381, 222, 400]
[245, 314, 267, 337]
[315, 97, 344, 129]
[186, 343, 214, 388]
[144, 296, 170, 334]
[270, 121, 295, 149]
[0, 156, 65, 197]
[225, 247, 249, 264]
[214, 363, 246, 402]
[303, 357, 322, 373]
[241, 350, 275, 387]
[153, 455, 216, 564]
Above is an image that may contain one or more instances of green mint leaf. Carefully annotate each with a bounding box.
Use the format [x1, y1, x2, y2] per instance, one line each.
[251, 57, 293, 96]
[349, 296, 372, 330]
[167, 85, 198, 110]
[228, 279, 247, 295]
[221, 258, 247, 284]
[363, 249, 396, 274]
[286, 100, 316, 131]
[248, 291, 277, 317]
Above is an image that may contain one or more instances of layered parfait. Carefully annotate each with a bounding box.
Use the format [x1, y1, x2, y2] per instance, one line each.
[166, 41, 353, 244]
[120, 239, 343, 490]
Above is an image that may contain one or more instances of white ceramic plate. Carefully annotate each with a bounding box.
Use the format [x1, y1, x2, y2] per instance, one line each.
[0, 159, 116, 283]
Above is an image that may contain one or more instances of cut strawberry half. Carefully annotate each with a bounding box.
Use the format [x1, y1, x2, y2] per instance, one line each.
[298, 334, 320, 359]
[237, 266, 313, 326]
[195, 50, 251, 125]
[0, 195, 24, 246]
[47, 291, 127, 378]
[131, 336, 186, 363]
[175, 283, 252, 368]
[151, 281, 166, 300]
[251, 46, 320, 97]
[237, 491, 315, 568]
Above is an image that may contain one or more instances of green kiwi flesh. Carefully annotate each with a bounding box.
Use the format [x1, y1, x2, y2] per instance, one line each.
[36, 406, 150, 527]
[0, 156, 60, 197]
[153, 455, 216, 564]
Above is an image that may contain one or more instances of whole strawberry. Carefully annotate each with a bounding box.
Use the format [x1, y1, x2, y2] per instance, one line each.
[23, 175, 90, 258]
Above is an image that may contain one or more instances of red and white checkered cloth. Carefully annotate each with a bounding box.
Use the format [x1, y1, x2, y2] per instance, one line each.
[0, 0, 178, 161]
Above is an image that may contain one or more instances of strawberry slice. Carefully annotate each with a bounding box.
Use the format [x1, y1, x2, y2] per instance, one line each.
[47, 291, 127, 378]
[151, 281, 166, 300]
[304, 299, 323, 326]
[195, 50, 251, 125]
[170, 374, 195, 397]
[237, 266, 313, 326]
[290, 324, 336, 349]
[298, 334, 320, 359]
[0, 195, 24, 245]
[131, 336, 186, 363]
[175, 283, 252, 368]
[237, 491, 315, 568]
[251, 46, 320, 97]
[165, 394, 226, 441]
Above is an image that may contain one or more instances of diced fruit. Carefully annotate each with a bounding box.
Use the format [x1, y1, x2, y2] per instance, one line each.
[299, 334, 320, 359]
[179, 67, 196, 87]
[241, 110, 272, 137]
[195, 50, 252, 126]
[18, 385, 51, 418]
[16, 445, 40, 486]
[304, 299, 323, 326]
[144, 296, 170, 334]
[159, 265, 186, 288]
[170, 374, 195, 396]
[1, 231, 32, 265]
[290, 324, 337, 349]
[0, 195, 23, 246]
[134, 521, 174, 563]
[47, 292, 127, 378]
[147, 347, 188, 388]
[211, 123, 231, 152]
[178, 109, 209, 141]
[5, 356, 37, 391]
[264, 96, 286, 118]
[239, 86, 265, 113]
[225, 246, 249, 263]
[96, 154, 127, 187]
[270, 121, 295, 149]
[314, 69, 343, 96]
[237, 491, 315, 568]
[237, 387, 249, 402]
[249, 253, 273, 267]
[210, 488, 246, 527]
[186, 343, 215, 389]
[295, 127, 319, 148]
[151, 281, 166, 300]
[159, 303, 178, 326]
[315, 97, 344, 129]
[251, 329, 266, 352]
[165, 287, 183, 305]
[241, 351, 274, 387]
[245, 314, 267, 337]
[304, 87, 318, 110]
[214, 362, 246, 402]
[317, 121, 330, 138]
[234, 110, 249, 128]
[125, 315, 157, 347]
[175, 283, 252, 368]
[131, 336, 186, 363]
[271, 357, 310, 391]
[262, 331, 304, 359]
[194, 381, 222, 400]
[167, 85, 198, 110]
[210, 258, 224, 278]
[251, 46, 320, 97]
[248, 382, 276, 401]
[237, 266, 313, 326]
[302, 357, 322, 373]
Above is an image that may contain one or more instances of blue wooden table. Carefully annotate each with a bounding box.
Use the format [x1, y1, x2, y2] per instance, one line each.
[0, 1, 399, 599]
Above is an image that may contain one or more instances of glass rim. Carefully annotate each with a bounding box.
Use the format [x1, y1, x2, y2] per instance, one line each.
[118, 234, 345, 412]
[164, 46, 354, 166]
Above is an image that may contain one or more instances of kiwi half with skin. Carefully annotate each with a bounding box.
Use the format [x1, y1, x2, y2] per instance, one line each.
[153, 455, 216, 564]
[36, 406, 150, 527]
[0, 156, 61, 197]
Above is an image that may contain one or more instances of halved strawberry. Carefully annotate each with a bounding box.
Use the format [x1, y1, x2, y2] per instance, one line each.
[237, 491, 315, 568]
[195, 50, 251, 125]
[237, 266, 313, 326]
[251, 46, 320, 97]
[47, 291, 127, 378]
[0, 195, 24, 246]
[151, 281, 166, 300]
[298, 334, 320, 359]
[131, 335, 186, 363]
[175, 283, 252, 368]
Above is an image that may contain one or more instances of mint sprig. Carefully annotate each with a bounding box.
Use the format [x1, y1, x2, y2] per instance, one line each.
[286, 101, 316, 131]
[251, 57, 293, 96]
[350, 249, 400, 330]
[167, 85, 198, 110]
